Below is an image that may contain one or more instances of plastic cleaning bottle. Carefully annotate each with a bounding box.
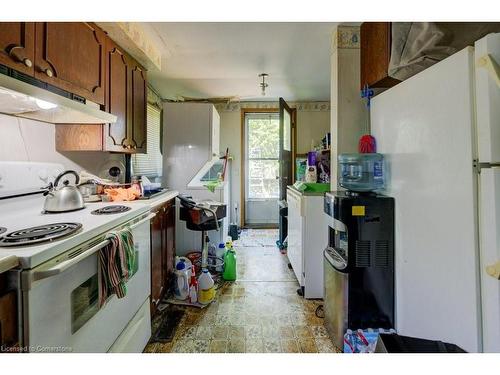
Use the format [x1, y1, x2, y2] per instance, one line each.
[174, 259, 190, 300]
[305, 151, 318, 183]
[188, 265, 198, 304]
[208, 242, 216, 257]
[216, 243, 225, 272]
[198, 269, 215, 305]
[223, 243, 237, 281]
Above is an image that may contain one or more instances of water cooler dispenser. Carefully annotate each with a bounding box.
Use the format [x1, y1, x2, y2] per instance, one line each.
[323, 191, 395, 348]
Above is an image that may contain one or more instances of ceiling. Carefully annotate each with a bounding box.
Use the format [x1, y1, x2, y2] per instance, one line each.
[145, 22, 338, 102]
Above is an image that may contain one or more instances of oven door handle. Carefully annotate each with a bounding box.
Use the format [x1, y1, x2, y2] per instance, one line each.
[32, 239, 111, 282]
[31, 212, 155, 282]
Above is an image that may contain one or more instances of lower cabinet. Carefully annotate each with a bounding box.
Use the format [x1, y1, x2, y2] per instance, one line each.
[150, 199, 176, 316]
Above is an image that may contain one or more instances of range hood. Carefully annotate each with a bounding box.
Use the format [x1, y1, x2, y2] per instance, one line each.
[0, 73, 116, 124]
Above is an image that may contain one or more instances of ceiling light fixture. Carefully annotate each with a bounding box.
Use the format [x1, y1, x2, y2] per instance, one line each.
[259, 73, 268, 96]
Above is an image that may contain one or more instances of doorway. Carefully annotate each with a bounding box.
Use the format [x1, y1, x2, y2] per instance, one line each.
[242, 110, 280, 227]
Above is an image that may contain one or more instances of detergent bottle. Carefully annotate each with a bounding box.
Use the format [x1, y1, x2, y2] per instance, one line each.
[198, 269, 215, 305]
[188, 265, 198, 304]
[223, 243, 237, 281]
[216, 243, 225, 272]
[174, 259, 190, 300]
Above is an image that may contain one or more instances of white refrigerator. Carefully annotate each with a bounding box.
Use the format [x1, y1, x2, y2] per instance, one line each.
[371, 33, 500, 353]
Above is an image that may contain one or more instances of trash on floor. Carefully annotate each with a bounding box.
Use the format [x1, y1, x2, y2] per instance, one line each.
[343, 329, 396, 353]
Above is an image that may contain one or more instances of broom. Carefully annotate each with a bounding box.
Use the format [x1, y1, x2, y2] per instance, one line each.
[359, 85, 376, 153]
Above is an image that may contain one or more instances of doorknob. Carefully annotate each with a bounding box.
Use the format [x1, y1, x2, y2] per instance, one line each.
[486, 261, 500, 280]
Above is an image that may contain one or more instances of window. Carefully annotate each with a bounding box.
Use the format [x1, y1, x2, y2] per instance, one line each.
[132, 104, 162, 179]
[245, 113, 280, 199]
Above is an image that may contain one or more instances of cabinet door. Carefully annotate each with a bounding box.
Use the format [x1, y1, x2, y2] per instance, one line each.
[131, 64, 147, 153]
[360, 22, 400, 89]
[150, 211, 163, 315]
[210, 106, 220, 157]
[0, 22, 35, 75]
[34, 22, 106, 104]
[163, 202, 176, 289]
[104, 39, 132, 152]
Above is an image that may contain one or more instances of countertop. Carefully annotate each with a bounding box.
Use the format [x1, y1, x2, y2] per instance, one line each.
[134, 190, 178, 210]
[0, 254, 18, 274]
[287, 186, 329, 196]
[0, 195, 151, 269]
[0, 191, 178, 269]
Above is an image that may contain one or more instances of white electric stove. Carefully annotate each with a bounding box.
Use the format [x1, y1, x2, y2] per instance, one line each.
[0, 161, 153, 353]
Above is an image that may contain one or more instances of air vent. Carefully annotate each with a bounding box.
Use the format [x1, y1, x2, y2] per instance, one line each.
[374, 240, 389, 267]
[47, 83, 72, 99]
[0, 64, 9, 76]
[10, 69, 42, 87]
[355, 240, 371, 267]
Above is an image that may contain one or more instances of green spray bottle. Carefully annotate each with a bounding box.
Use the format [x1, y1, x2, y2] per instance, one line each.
[223, 240, 237, 281]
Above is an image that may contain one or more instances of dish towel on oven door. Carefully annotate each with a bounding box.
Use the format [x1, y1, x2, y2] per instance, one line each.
[98, 229, 137, 307]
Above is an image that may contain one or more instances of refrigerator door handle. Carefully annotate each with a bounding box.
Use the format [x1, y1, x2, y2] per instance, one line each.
[477, 54, 500, 88]
[486, 261, 500, 280]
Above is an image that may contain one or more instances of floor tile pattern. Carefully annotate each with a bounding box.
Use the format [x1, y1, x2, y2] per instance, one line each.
[144, 229, 340, 353]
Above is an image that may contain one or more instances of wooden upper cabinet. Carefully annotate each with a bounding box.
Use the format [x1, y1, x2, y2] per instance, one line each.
[360, 22, 400, 89]
[104, 39, 131, 152]
[103, 39, 147, 154]
[131, 64, 147, 152]
[0, 22, 35, 75]
[34, 22, 106, 104]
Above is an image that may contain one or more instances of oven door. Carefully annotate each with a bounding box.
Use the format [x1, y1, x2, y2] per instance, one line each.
[21, 214, 152, 353]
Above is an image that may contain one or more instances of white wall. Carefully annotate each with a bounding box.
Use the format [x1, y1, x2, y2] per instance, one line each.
[0, 113, 124, 175]
[330, 26, 366, 189]
[217, 102, 330, 224]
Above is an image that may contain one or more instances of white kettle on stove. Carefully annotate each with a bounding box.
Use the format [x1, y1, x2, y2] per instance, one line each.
[43, 170, 85, 213]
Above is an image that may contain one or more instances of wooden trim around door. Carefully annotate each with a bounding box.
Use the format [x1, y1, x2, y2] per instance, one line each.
[240, 108, 279, 228]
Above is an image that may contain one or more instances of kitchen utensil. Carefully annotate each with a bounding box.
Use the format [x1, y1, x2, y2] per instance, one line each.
[43, 170, 85, 213]
[77, 182, 98, 201]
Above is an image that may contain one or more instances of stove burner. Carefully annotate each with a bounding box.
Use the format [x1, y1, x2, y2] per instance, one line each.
[91, 205, 131, 215]
[0, 223, 82, 247]
[0, 227, 6, 236]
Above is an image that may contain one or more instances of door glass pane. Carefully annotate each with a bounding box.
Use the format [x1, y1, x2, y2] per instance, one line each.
[71, 274, 99, 334]
[248, 160, 279, 199]
[283, 110, 291, 151]
[248, 117, 279, 158]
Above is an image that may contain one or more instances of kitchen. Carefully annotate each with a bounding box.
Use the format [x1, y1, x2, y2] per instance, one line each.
[0, 1, 499, 372]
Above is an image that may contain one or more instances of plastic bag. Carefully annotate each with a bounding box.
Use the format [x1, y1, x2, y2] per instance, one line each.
[343, 329, 395, 353]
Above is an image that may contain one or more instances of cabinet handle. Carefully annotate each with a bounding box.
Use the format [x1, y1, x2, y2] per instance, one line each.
[8, 49, 32, 68]
[45, 68, 53, 78]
